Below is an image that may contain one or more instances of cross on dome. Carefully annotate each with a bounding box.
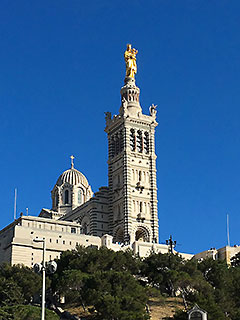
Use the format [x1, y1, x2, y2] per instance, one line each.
[70, 155, 75, 169]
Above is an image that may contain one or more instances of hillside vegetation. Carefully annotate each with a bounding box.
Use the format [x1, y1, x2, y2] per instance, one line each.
[1, 247, 240, 319]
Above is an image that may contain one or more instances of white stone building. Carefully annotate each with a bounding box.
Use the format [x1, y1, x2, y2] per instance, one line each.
[0, 46, 194, 267]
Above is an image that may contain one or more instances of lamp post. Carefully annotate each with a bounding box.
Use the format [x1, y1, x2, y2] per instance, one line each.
[33, 238, 46, 320]
[166, 235, 176, 254]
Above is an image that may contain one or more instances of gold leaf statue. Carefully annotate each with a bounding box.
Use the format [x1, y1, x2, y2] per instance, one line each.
[124, 44, 138, 79]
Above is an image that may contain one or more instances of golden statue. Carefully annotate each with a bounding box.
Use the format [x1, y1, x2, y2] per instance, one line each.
[124, 44, 138, 79]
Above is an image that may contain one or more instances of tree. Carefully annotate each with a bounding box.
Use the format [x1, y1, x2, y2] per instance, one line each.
[141, 253, 183, 295]
[83, 271, 149, 320]
[0, 264, 42, 305]
[231, 252, 240, 267]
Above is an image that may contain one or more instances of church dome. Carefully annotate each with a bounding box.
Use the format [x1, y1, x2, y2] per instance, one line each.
[56, 167, 89, 188]
[51, 156, 93, 217]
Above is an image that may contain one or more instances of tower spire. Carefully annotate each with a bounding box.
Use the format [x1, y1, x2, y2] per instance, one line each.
[70, 155, 75, 169]
[120, 44, 141, 116]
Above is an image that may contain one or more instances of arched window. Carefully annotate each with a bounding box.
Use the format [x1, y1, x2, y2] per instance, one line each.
[111, 137, 115, 158]
[137, 130, 143, 153]
[132, 169, 135, 181]
[115, 134, 121, 155]
[83, 223, 88, 235]
[144, 132, 149, 154]
[55, 193, 59, 206]
[139, 171, 142, 181]
[64, 190, 69, 204]
[78, 189, 83, 205]
[130, 129, 136, 151]
[119, 130, 124, 152]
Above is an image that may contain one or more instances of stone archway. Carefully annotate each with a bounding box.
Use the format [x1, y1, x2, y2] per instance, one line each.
[114, 227, 124, 243]
[81, 216, 90, 235]
[135, 226, 149, 242]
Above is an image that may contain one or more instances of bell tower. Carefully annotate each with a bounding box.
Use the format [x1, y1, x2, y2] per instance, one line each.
[105, 44, 159, 244]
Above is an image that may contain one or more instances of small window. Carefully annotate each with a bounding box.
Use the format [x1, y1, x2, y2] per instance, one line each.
[49, 239, 52, 243]
[56, 239, 58, 244]
[63, 240, 65, 244]
[78, 189, 83, 205]
[71, 227, 76, 234]
[139, 171, 142, 181]
[55, 193, 59, 206]
[64, 190, 69, 204]
[70, 241, 72, 245]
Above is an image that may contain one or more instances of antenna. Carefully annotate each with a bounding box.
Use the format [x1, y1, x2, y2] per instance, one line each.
[14, 188, 17, 220]
[26, 207, 29, 216]
[227, 214, 230, 247]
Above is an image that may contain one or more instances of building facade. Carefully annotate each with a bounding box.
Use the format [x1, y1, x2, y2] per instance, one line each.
[0, 45, 195, 267]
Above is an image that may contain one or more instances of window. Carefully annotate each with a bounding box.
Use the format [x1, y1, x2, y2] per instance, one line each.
[137, 130, 143, 152]
[71, 227, 76, 234]
[63, 240, 65, 244]
[64, 190, 69, 204]
[111, 137, 115, 158]
[139, 171, 142, 182]
[78, 189, 83, 205]
[119, 130, 124, 152]
[56, 239, 58, 244]
[69, 241, 72, 245]
[55, 193, 59, 206]
[144, 132, 149, 154]
[83, 223, 88, 235]
[49, 239, 52, 243]
[130, 129, 136, 151]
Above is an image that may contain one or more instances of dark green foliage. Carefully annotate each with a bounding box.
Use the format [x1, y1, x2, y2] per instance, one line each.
[3, 247, 240, 319]
[0, 264, 42, 306]
[0, 305, 59, 320]
[83, 271, 149, 320]
[53, 246, 148, 319]
[231, 252, 240, 267]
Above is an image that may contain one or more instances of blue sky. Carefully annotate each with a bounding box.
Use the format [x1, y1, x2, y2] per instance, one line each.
[0, 0, 240, 254]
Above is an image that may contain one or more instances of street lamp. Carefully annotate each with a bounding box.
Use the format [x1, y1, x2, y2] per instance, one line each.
[33, 238, 46, 320]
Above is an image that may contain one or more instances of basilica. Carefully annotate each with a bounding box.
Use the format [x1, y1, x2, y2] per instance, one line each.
[0, 45, 193, 267]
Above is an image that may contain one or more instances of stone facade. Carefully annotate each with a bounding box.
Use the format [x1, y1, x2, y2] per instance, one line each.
[194, 245, 240, 265]
[41, 71, 159, 245]
[0, 216, 100, 267]
[105, 77, 159, 244]
[0, 47, 196, 267]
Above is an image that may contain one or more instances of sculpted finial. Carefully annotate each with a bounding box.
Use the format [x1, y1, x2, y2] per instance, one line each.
[149, 104, 157, 118]
[105, 112, 112, 126]
[70, 155, 75, 169]
[124, 44, 138, 79]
